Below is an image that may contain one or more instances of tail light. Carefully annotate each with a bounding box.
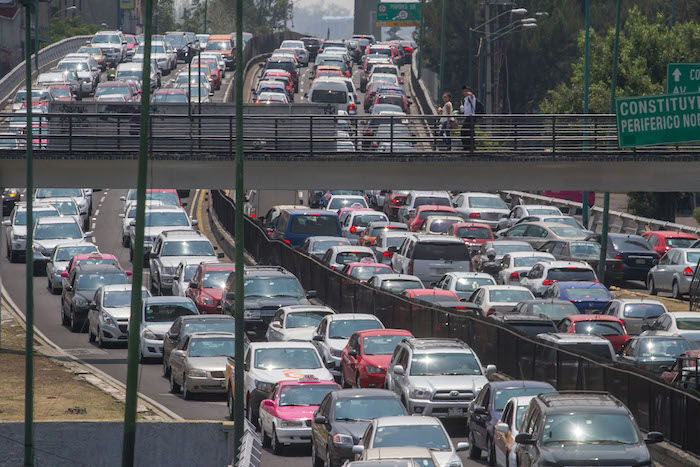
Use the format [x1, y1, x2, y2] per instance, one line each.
[347, 103, 356, 113]
[619, 319, 625, 328]
[509, 272, 520, 281]
[284, 239, 291, 244]
[349, 226, 357, 234]
[404, 47, 413, 51]
[383, 251, 392, 257]
[616, 254, 622, 260]
[267, 228, 274, 235]
[486, 307, 496, 316]
[407, 260, 414, 275]
[469, 213, 480, 218]
[542, 279, 556, 285]
[685, 267, 694, 276]
[345, 71, 350, 77]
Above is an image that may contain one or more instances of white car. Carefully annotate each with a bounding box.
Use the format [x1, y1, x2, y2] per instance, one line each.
[34, 188, 90, 217]
[3, 202, 59, 263]
[266, 305, 336, 342]
[128, 205, 196, 262]
[119, 199, 165, 247]
[497, 251, 556, 285]
[32, 216, 93, 274]
[367, 274, 424, 294]
[171, 260, 202, 297]
[518, 260, 597, 296]
[341, 210, 389, 244]
[451, 192, 510, 229]
[88, 284, 151, 347]
[493, 396, 539, 467]
[326, 195, 369, 212]
[353, 416, 469, 467]
[240, 342, 334, 424]
[46, 242, 99, 294]
[280, 39, 309, 66]
[320, 245, 377, 270]
[432, 272, 496, 300]
[133, 41, 172, 72]
[467, 285, 535, 316]
[641, 312, 700, 348]
[498, 204, 564, 230]
[312, 313, 384, 376]
[139, 296, 199, 361]
[397, 191, 452, 224]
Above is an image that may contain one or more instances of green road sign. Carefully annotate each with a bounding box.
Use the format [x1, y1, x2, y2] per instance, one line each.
[377, 2, 421, 27]
[616, 92, 700, 147]
[667, 63, 700, 94]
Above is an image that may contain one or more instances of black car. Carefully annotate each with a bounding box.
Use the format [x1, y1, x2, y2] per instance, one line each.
[302, 37, 323, 60]
[586, 233, 659, 281]
[221, 266, 316, 339]
[62, 264, 130, 332]
[311, 389, 407, 467]
[515, 392, 663, 467]
[164, 31, 194, 62]
[2, 188, 20, 216]
[488, 313, 558, 337]
[511, 299, 580, 325]
[618, 335, 693, 374]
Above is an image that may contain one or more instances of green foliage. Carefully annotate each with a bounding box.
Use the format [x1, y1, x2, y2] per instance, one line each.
[47, 15, 100, 44]
[208, 0, 292, 36]
[154, 0, 177, 34]
[627, 192, 680, 222]
[693, 207, 700, 226]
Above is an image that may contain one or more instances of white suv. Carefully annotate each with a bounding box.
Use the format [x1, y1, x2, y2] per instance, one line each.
[519, 260, 597, 296]
[3, 202, 59, 263]
[90, 30, 127, 65]
[451, 192, 510, 229]
[397, 191, 452, 223]
[391, 234, 471, 285]
[128, 205, 196, 262]
[497, 251, 556, 285]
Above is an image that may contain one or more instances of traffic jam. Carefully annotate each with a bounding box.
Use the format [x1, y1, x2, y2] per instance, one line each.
[2, 31, 699, 467]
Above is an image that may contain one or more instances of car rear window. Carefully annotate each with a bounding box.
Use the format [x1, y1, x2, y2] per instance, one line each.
[454, 277, 495, 292]
[622, 303, 666, 319]
[352, 214, 386, 227]
[562, 342, 613, 360]
[570, 242, 600, 257]
[455, 226, 491, 240]
[289, 215, 340, 236]
[610, 236, 654, 252]
[514, 256, 553, 268]
[311, 89, 347, 103]
[468, 197, 507, 209]
[428, 219, 460, 234]
[335, 251, 374, 264]
[676, 318, 700, 330]
[511, 322, 557, 337]
[666, 237, 695, 248]
[412, 242, 469, 261]
[574, 321, 624, 336]
[528, 302, 579, 321]
[493, 244, 533, 255]
[266, 61, 294, 72]
[563, 287, 610, 300]
[546, 268, 596, 281]
[414, 196, 450, 208]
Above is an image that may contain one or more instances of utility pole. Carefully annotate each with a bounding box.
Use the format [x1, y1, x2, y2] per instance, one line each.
[417, 0, 425, 80]
[33, 0, 38, 70]
[117, 0, 120, 30]
[581, 0, 591, 228]
[121, 0, 153, 463]
[484, 2, 491, 112]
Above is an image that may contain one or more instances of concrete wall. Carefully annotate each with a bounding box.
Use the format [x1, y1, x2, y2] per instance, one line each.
[0, 421, 233, 466]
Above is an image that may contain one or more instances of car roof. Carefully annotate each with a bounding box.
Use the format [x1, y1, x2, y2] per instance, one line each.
[448, 272, 493, 279]
[179, 314, 234, 322]
[537, 333, 611, 344]
[345, 262, 389, 268]
[100, 284, 140, 292]
[481, 285, 531, 291]
[374, 274, 421, 281]
[374, 415, 440, 427]
[541, 261, 592, 269]
[405, 289, 456, 297]
[280, 305, 335, 314]
[330, 246, 374, 253]
[282, 208, 337, 216]
[74, 263, 123, 274]
[187, 332, 236, 339]
[408, 234, 465, 244]
[534, 392, 625, 412]
[612, 298, 665, 305]
[362, 446, 435, 460]
[353, 328, 412, 338]
[645, 230, 697, 238]
[248, 341, 317, 350]
[667, 311, 700, 318]
[36, 216, 78, 224]
[144, 296, 194, 304]
[327, 313, 380, 321]
[332, 388, 398, 399]
[492, 313, 554, 323]
[564, 314, 621, 322]
[507, 251, 554, 258]
[201, 262, 235, 271]
[487, 380, 554, 390]
[555, 281, 604, 288]
[487, 240, 531, 247]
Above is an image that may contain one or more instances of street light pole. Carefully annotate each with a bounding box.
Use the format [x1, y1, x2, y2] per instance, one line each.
[417, 0, 425, 80]
[438, 0, 447, 99]
[581, 0, 591, 228]
[33, 0, 38, 70]
[204, 0, 208, 34]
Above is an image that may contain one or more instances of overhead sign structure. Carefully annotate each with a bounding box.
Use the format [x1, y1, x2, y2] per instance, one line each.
[667, 63, 700, 94]
[616, 92, 700, 148]
[376, 2, 421, 27]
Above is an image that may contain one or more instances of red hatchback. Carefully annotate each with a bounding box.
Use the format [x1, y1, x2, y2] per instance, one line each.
[447, 222, 494, 247]
[340, 328, 413, 388]
[407, 205, 458, 231]
[641, 231, 698, 257]
[64, 253, 125, 276]
[187, 262, 235, 314]
[557, 314, 630, 352]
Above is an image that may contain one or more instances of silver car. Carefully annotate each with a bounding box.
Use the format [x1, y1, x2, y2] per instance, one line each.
[46, 242, 99, 294]
[647, 248, 700, 299]
[168, 332, 236, 399]
[496, 222, 587, 250]
[3, 202, 60, 263]
[88, 284, 151, 347]
[171, 260, 202, 297]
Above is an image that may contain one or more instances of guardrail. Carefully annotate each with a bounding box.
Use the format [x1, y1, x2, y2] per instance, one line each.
[500, 190, 700, 236]
[3, 112, 700, 158]
[233, 419, 262, 467]
[0, 35, 92, 110]
[210, 188, 700, 457]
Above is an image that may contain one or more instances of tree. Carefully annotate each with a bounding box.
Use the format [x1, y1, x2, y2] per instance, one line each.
[208, 0, 292, 36]
[47, 15, 100, 44]
[154, 0, 177, 34]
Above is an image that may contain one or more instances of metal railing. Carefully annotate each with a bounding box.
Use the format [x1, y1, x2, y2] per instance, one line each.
[211, 188, 700, 457]
[233, 419, 262, 467]
[2, 111, 700, 158]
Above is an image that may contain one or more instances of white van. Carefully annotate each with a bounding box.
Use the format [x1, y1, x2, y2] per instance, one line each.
[307, 79, 355, 114]
[391, 234, 471, 285]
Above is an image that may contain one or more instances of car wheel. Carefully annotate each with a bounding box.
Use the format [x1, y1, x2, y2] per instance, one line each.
[227, 389, 234, 420]
[122, 235, 130, 248]
[169, 372, 181, 393]
[340, 370, 348, 388]
[47, 277, 52, 292]
[487, 437, 496, 466]
[61, 306, 69, 325]
[311, 442, 323, 467]
[183, 375, 193, 400]
[271, 426, 283, 455]
[129, 248, 134, 262]
[673, 280, 683, 300]
[69, 309, 80, 333]
[468, 430, 482, 459]
[647, 277, 657, 295]
[163, 356, 171, 377]
[261, 424, 271, 447]
[88, 326, 96, 343]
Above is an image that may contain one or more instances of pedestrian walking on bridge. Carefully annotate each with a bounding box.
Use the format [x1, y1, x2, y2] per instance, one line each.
[460, 86, 476, 150]
[437, 92, 455, 150]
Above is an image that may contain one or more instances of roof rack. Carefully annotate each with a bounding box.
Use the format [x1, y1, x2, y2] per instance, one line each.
[160, 229, 203, 237]
[537, 391, 620, 408]
[405, 337, 469, 351]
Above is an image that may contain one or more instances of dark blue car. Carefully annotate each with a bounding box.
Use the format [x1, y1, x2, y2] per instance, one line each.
[542, 281, 612, 314]
[270, 209, 342, 247]
[466, 380, 555, 463]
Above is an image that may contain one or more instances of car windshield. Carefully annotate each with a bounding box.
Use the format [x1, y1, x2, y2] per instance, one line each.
[51, 87, 72, 98]
[410, 352, 481, 376]
[285, 311, 332, 328]
[189, 338, 235, 357]
[329, 197, 367, 210]
[352, 214, 386, 227]
[468, 197, 507, 209]
[574, 321, 624, 336]
[181, 264, 199, 281]
[493, 244, 532, 255]
[352, 266, 392, 281]
[610, 236, 654, 252]
[76, 272, 128, 291]
[328, 319, 380, 339]
[51, 201, 78, 216]
[35, 222, 82, 240]
[206, 41, 231, 51]
[570, 242, 600, 258]
[93, 34, 120, 44]
[382, 280, 423, 293]
[639, 338, 691, 357]
[413, 242, 468, 261]
[544, 217, 583, 229]
[514, 256, 553, 267]
[333, 397, 405, 421]
[363, 335, 407, 355]
[454, 277, 495, 292]
[103, 289, 149, 307]
[244, 277, 304, 299]
[116, 70, 142, 80]
[202, 270, 232, 288]
[56, 62, 89, 72]
[289, 215, 340, 235]
[489, 289, 533, 303]
[75, 258, 118, 269]
[144, 212, 189, 226]
[144, 303, 198, 322]
[14, 209, 58, 226]
[161, 240, 214, 257]
[529, 302, 579, 321]
[622, 303, 665, 319]
[563, 287, 610, 300]
[455, 226, 491, 239]
[182, 319, 235, 335]
[137, 45, 165, 54]
[676, 318, 700, 330]
[493, 388, 549, 411]
[36, 188, 82, 198]
[153, 92, 188, 103]
[335, 251, 374, 264]
[528, 208, 561, 215]
[165, 34, 187, 47]
[55, 244, 98, 261]
[310, 239, 349, 253]
[373, 425, 450, 451]
[146, 192, 179, 205]
[428, 219, 460, 233]
[254, 348, 321, 369]
[666, 238, 696, 248]
[541, 414, 641, 444]
[550, 226, 584, 238]
[95, 85, 130, 97]
[278, 384, 338, 407]
[547, 269, 596, 282]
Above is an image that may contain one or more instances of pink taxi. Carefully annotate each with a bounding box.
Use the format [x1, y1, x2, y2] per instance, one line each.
[258, 376, 340, 454]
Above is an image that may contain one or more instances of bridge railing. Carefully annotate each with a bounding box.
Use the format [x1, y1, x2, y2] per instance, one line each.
[2, 111, 700, 157]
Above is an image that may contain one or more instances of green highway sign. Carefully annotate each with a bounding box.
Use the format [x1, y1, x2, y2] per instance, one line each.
[376, 2, 421, 27]
[616, 92, 700, 148]
[667, 63, 700, 94]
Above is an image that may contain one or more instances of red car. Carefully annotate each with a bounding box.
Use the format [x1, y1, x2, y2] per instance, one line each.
[340, 328, 413, 388]
[63, 253, 126, 277]
[557, 314, 630, 352]
[374, 92, 410, 113]
[383, 190, 409, 219]
[641, 230, 698, 257]
[261, 70, 295, 99]
[49, 84, 74, 101]
[407, 205, 458, 232]
[186, 262, 235, 314]
[341, 262, 393, 281]
[447, 222, 494, 247]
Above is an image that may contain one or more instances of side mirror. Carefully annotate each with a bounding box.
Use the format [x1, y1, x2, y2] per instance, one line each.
[314, 415, 327, 424]
[217, 252, 225, 259]
[455, 442, 470, 452]
[2, 220, 10, 226]
[515, 433, 536, 445]
[304, 93, 309, 98]
[60, 271, 69, 278]
[641, 324, 650, 332]
[118, 214, 125, 219]
[189, 281, 199, 289]
[306, 290, 317, 299]
[645, 432, 664, 444]
[191, 219, 198, 226]
[325, 361, 335, 369]
[181, 202, 188, 207]
[85, 232, 93, 238]
[120, 196, 126, 201]
[129, 220, 136, 226]
[172, 349, 185, 357]
[125, 270, 133, 276]
[496, 422, 509, 434]
[312, 334, 324, 341]
[270, 320, 281, 327]
[473, 406, 487, 415]
[485, 364, 497, 375]
[388, 246, 398, 253]
[393, 364, 404, 376]
[261, 399, 275, 409]
[89, 303, 97, 310]
[348, 349, 357, 357]
[351, 445, 364, 455]
[65, 285, 73, 292]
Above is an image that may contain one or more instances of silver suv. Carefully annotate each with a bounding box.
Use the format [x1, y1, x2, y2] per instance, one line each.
[148, 229, 223, 295]
[385, 338, 495, 419]
[90, 30, 127, 65]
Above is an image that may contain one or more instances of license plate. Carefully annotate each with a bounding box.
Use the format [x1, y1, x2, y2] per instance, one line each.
[448, 407, 463, 417]
[635, 259, 646, 264]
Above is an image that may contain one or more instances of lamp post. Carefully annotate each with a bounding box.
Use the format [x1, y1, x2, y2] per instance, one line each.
[581, 0, 591, 228]
[438, 0, 447, 99]
[417, 0, 425, 80]
[487, 21, 536, 43]
[473, 7, 527, 31]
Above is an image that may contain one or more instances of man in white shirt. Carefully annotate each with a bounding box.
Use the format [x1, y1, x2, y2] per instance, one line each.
[460, 85, 476, 150]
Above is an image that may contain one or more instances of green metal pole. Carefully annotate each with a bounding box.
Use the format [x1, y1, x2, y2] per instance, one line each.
[233, 0, 245, 461]
[417, 0, 425, 80]
[204, 0, 208, 34]
[610, 0, 621, 113]
[23, 2, 35, 465]
[467, 25, 472, 86]
[671, 0, 676, 26]
[33, 0, 38, 70]
[121, 0, 153, 463]
[581, 0, 590, 228]
[598, 192, 610, 283]
[438, 0, 447, 98]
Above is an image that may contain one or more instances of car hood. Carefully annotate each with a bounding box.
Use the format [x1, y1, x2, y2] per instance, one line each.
[74, 290, 97, 303]
[159, 256, 214, 268]
[429, 450, 460, 467]
[187, 356, 229, 372]
[35, 238, 83, 251]
[332, 420, 370, 443]
[245, 297, 310, 309]
[255, 367, 334, 384]
[275, 404, 318, 421]
[103, 306, 131, 320]
[52, 260, 69, 270]
[411, 374, 488, 393]
[142, 322, 173, 336]
[361, 354, 392, 370]
[11, 225, 27, 236]
[142, 226, 189, 239]
[280, 327, 317, 341]
[539, 442, 650, 465]
[327, 338, 350, 351]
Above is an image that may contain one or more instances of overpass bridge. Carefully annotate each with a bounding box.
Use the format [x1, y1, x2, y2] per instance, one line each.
[0, 111, 699, 190]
